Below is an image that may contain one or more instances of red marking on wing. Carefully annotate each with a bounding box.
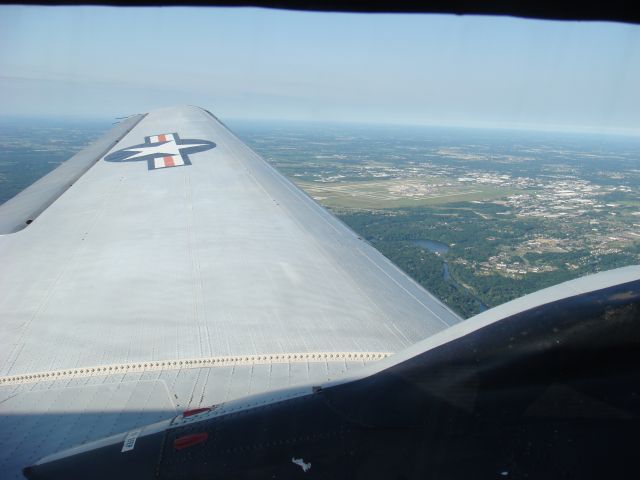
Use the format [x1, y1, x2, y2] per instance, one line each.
[158, 134, 166, 142]
[173, 433, 209, 450]
[164, 156, 175, 167]
[183, 407, 211, 418]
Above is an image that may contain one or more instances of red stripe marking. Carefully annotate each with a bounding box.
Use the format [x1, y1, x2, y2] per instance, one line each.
[183, 407, 211, 418]
[164, 156, 175, 167]
[174, 433, 209, 450]
[158, 134, 166, 142]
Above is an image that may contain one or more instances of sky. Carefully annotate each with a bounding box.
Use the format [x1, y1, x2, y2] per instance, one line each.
[1, 5, 640, 134]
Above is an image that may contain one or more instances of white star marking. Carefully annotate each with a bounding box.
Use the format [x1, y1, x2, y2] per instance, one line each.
[122, 140, 209, 160]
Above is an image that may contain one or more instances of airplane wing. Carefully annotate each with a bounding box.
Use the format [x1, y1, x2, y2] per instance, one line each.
[0, 105, 461, 478]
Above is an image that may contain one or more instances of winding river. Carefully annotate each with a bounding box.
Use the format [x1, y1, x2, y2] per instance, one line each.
[411, 239, 488, 313]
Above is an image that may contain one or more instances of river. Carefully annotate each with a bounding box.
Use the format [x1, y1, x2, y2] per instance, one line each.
[411, 239, 487, 313]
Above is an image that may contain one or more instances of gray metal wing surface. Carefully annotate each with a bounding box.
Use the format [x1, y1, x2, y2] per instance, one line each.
[0, 105, 461, 478]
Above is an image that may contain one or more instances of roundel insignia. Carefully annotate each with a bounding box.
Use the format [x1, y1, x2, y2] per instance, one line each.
[104, 133, 216, 171]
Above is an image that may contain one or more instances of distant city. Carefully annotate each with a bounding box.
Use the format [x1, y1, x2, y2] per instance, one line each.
[1, 117, 638, 317]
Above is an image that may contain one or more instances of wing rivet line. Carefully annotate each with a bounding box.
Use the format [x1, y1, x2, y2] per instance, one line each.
[0, 351, 391, 386]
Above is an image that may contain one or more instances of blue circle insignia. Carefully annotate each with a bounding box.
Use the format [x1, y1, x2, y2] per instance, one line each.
[104, 133, 216, 171]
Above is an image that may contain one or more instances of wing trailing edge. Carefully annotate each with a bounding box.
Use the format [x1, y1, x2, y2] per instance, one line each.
[0, 114, 145, 234]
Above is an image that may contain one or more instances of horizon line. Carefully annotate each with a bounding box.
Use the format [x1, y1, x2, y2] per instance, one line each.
[1, 113, 638, 138]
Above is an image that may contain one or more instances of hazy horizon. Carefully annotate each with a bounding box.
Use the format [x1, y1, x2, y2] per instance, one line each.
[3, 6, 640, 136]
[2, 113, 640, 139]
